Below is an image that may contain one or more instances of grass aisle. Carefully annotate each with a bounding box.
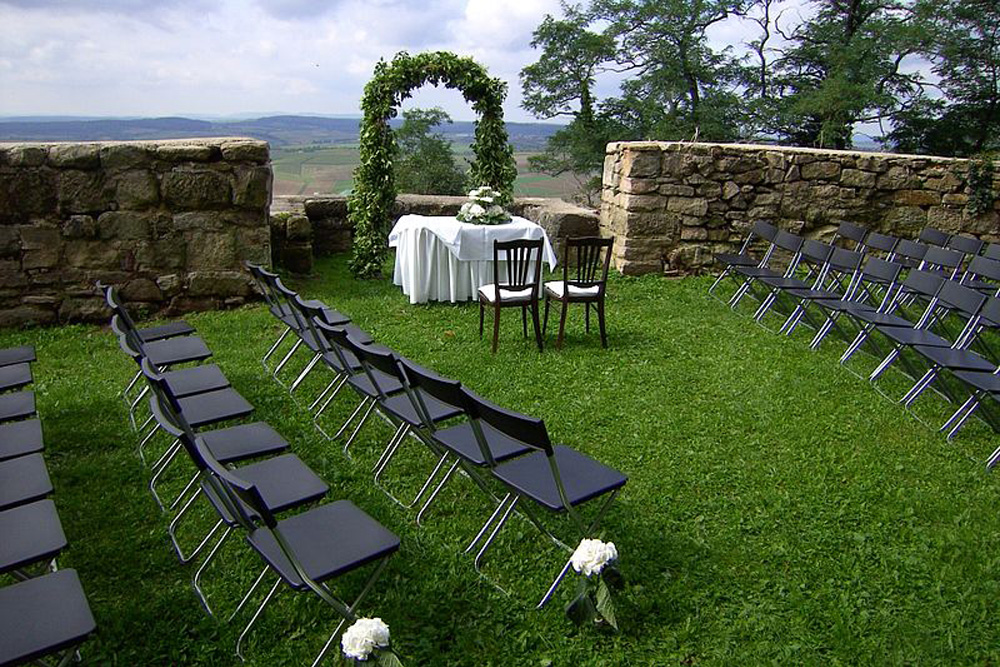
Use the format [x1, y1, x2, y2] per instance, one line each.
[5, 254, 1000, 665]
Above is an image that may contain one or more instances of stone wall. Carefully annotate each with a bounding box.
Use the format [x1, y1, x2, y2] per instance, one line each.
[601, 141, 1000, 275]
[0, 138, 271, 325]
[271, 194, 600, 268]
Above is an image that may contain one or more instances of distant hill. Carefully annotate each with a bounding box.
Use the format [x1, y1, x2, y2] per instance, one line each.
[0, 114, 562, 151]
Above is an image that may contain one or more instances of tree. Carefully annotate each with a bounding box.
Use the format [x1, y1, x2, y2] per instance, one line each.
[393, 108, 468, 196]
[888, 0, 1000, 155]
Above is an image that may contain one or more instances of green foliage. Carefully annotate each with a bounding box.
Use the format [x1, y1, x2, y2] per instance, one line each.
[967, 155, 997, 216]
[394, 107, 468, 196]
[349, 51, 517, 279]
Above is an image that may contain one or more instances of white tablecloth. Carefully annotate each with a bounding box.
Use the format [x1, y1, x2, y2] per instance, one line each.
[388, 214, 558, 304]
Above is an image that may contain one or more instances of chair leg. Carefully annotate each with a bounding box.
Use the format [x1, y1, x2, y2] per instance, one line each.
[236, 576, 282, 661]
[585, 302, 591, 333]
[556, 300, 569, 349]
[543, 295, 551, 334]
[479, 300, 484, 339]
[522, 306, 528, 338]
[597, 299, 607, 348]
[531, 301, 543, 352]
[492, 304, 501, 353]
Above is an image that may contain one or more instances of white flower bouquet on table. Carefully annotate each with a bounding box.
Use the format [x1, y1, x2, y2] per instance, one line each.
[566, 538, 623, 631]
[342, 617, 403, 666]
[456, 186, 511, 225]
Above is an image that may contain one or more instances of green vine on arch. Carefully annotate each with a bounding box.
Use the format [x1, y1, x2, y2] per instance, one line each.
[348, 51, 518, 278]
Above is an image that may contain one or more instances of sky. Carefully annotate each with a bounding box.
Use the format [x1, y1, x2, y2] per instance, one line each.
[0, 0, 817, 124]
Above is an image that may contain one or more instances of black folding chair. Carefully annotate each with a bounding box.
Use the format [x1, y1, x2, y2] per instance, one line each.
[462, 393, 627, 608]
[861, 232, 900, 259]
[774, 248, 866, 337]
[807, 258, 905, 350]
[198, 440, 399, 665]
[728, 230, 805, 310]
[919, 226, 950, 247]
[831, 221, 869, 250]
[961, 255, 1000, 296]
[708, 220, 779, 302]
[745, 239, 835, 328]
[0, 418, 44, 462]
[478, 239, 544, 353]
[400, 360, 533, 527]
[0, 453, 52, 511]
[542, 236, 613, 349]
[0, 346, 35, 367]
[0, 499, 66, 581]
[0, 569, 95, 667]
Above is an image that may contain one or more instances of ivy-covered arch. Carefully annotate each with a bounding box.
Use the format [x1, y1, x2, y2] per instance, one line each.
[348, 51, 518, 278]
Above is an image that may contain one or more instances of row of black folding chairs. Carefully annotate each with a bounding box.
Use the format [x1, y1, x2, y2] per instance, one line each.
[101, 285, 400, 666]
[0, 345, 96, 667]
[246, 263, 629, 608]
[710, 226, 1000, 465]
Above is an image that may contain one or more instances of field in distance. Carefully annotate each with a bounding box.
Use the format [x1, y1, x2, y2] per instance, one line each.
[271, 144, 583, 202]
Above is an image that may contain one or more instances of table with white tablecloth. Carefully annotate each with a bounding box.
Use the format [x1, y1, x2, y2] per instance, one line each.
[388, 215, 558, 304]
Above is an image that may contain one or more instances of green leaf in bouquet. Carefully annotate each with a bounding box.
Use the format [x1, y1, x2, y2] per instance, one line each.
[602, 564, 624, 590]
[595, 578, 619, 631]
[566, 590, 597, 626]
[377, 648, 404, 667]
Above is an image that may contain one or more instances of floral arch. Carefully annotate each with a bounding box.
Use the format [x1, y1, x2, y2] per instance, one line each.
[348, 51, 518, 278]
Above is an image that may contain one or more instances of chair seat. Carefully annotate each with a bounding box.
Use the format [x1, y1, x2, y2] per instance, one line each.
[143, 336, 213, 367]
[136, 320, 195, 342]
[432, 421, 532, 466]
[733, 265, 781, 279]
[479, 283, 535, 304]
[162, 364, 230, 398]
[0, 453, 52, 511]
[877, 326, 951, 347]
[199, 422, 290, 464]
[348, 369, 403, 398]
[953, 370, 1000, 394]
[492, 445, 627, 512]
[301, 299, 352, 327]
[844, 305, 913, 327]
[0, 500, 66, 575]
[757, 275, 810, 290]
[175, 388, 254, 428]
[0, 419, 44, 462]
[0, 364, 32, 393]
[321, 349, 361, 374]
[0, 391, 35, 422]
[784, 287, 843, 301]
[247, 500, 400, 590]
[380, 392, 463, 428]
[544, 281, 601, 300]
[0, 569, 95, 667]
[0, 346, 35, 367]
[912, 346, 996, 372]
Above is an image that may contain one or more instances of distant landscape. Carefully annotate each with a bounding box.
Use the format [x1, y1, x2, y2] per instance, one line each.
[0, 115, 581, 200]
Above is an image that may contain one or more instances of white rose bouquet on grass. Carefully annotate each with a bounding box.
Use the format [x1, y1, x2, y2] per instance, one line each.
[566, 538, 623, 631]
[456, 186, 511, 225]
[341, 617, 403, 666]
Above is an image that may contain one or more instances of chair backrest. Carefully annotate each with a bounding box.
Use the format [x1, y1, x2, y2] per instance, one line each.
[293, 295, 330, 351]
[110, 313, 143, 352]
[984, 243, 1000, 262]
[946, 234, 985, 258]
[492, 239, 543, 294]
[861, 257, 904, 285]
[863, 232, 899, 255]
[919, 227, 950, 247]
[313, 319, 360, 373]
[194, 438, 267, 531]
[105, 286, 140, 331]
[976, 296, 1000, 329]
[273, 277, 308, 330]
[345, 333, 402, 400]
[935, 280, 987, 317]
[396, 359, 469, 432]
[829, 248, 865, 273]
[965, 256, 1000, 285]
[800, 240, 835, 266]
[832, 221, 868, 248]
[464, 390, 552, 455]
[892, 239, 930, 263]
[901, 268, 946, 298]
[921, 246, 964, 278]
[562, 237, 613, 292]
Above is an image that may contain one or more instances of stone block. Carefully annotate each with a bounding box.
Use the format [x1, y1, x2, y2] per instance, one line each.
[5, 170, 57, 218]
[57, 169, 107, 213]
[233, 165, 272, 208]
[99, 144, 152, 169]
[48, 144, 101, 169]
[185, 232, 236, 270]
[801, 161, 841, 180]
[114, 170, 159, 209]
[62, 215, 98, 239]
[680, 227, 708, 241]
[840, 169, 877, 189]
[0, 228, 19, 259]
[926, 207, 965, 234]
[942, 193, 969, 207]
[884, 206, 927, 236]
[58, 298, 105, 323]
[285, 214, 311, 242]
[168, 295, 219, 316]
[659, 184, 696, 197]
[732, 169, 764, 185]
[0, 305, 56, 327]
[187, 270, 250, 297]
[622, 149, 661, 179]
[162, 170, 232, 209]
[220, 140, 269, 164]
[97, 211, 155, 240]
[136, 240, 186, 271]
[722, 181, 740, 200]
[877, 166, 921, 190]
[304, 197, 349, 220]
[5, 145, 48, 167]
[121, 278, 162, 302]
[64, 240, 123, 269]
[281, 245, 313, 274]
[622, 194, 665, 212]
[894, 190, 940, 207]
[666, 197, 708, 217]
[155, 144, 216, 162]
[621, 178, 660, 195]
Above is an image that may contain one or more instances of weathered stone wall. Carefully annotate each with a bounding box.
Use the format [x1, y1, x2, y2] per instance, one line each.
[272, 194, 600, 269]
[601, 141, 1000, 275]
[0, 138, 271, 325]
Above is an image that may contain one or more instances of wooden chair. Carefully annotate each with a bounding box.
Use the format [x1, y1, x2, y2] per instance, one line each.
[543, 236, 613, 348]
[478, 239, 544, 353]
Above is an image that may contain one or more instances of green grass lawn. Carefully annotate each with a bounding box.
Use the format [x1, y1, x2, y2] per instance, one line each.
[5, 254, 1000, 665]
